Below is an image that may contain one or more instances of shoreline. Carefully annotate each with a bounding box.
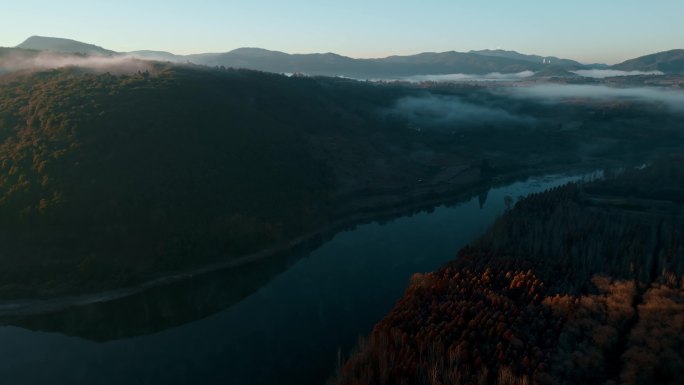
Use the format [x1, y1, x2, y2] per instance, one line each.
[0, 162, 604, 319]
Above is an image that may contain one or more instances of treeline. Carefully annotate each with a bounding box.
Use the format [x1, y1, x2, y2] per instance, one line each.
[478, 157, 684, 287]
[333, 159, 684, 385]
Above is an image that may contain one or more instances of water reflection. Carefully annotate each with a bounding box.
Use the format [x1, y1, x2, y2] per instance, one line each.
[1, 185, 503, 341]
[478, 188, 489, 209]
[8, 250, 302, 341]
[4, 172, 604, 344]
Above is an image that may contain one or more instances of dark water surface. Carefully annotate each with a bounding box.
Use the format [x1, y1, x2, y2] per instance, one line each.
[0, 172, 599, 385]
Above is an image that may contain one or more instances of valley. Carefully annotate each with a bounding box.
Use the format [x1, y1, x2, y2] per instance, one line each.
[0, 30, 683, 385]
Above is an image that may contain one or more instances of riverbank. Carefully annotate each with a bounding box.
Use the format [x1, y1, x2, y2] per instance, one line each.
[0, 160, 607, 319]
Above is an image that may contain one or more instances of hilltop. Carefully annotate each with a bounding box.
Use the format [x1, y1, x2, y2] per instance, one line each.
[17, 35, 116, 56]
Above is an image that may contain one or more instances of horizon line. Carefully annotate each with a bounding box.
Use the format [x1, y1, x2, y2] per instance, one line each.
[8, 35, 683, 66]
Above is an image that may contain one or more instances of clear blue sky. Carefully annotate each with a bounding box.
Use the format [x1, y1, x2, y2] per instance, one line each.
[2, 0, 682, 64]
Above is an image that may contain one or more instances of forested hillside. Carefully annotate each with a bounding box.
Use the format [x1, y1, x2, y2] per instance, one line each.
[333, 157, 684, 385]
[0, 66, 392, 296]
[0, 65, 461, 297]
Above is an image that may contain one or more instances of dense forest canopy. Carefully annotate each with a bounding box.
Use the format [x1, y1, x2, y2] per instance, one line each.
[334, 157, 684, 385]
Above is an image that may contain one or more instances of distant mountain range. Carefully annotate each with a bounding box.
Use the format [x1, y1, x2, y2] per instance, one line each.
[7, 35, 684, 77]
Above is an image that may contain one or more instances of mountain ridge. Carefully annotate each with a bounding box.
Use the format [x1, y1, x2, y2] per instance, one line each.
[469, 48, 583, 67]
[612, 49, 684, 73]
[7, 35, 684, 76]
[10, 36, 589, 77]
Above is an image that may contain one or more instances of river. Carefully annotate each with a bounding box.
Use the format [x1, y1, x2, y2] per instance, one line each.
[0, 171, 601, 385]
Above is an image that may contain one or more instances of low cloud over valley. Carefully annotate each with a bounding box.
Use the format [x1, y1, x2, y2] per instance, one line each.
[511, 84, 684, 111]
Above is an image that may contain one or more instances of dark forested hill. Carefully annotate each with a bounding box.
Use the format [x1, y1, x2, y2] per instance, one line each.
[0, 66, 387, 296]
[0, 65, 461, 297]
[612, 49, 684, 73]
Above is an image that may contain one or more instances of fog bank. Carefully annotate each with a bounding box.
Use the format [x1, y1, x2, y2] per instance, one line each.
[394, 71, 535, 83]
[0, 51, 153, 74]
[389, 94, 529, 128]
[572, 69, 664, 78]
[512, 84, 684, 111]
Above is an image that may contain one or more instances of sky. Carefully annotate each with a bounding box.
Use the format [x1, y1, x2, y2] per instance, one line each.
[1, 0, 682, 64]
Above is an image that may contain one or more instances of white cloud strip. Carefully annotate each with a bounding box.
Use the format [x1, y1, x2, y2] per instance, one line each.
[571, 69, 664, 78]
[385, 71, 536, 83]
[512, 84, 684, 111]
